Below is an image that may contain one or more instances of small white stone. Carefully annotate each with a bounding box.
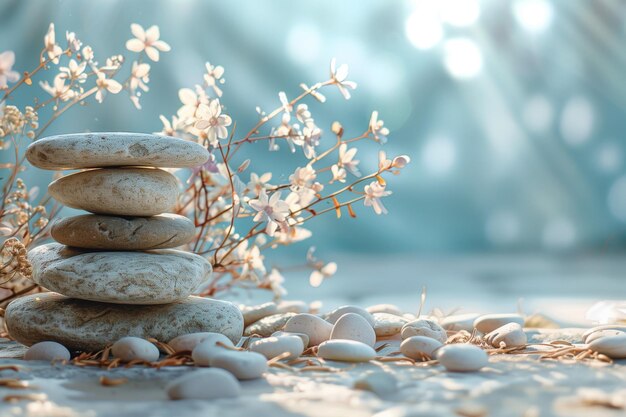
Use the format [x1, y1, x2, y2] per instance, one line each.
[191, 335, 235, 366]
[317, 340, 376, 362]
[373, 313, 409, 338]
[400, 336, 443, 359]
[401, 319, 447, 343]
[440, 313, 481, 332]
[249, 335, 304, 360]
[588, 333, 626, 359]
[437, 344, 488, 372]
[271, 331, 310, 348]
[582, 325, 626, 342]
[326, 306, 375, 327]
[585, 329, 625, 344]
[209, 351, 268, 380]
[169, 332, 232, 353]
[330, 313, 376, 347]
[244, 313, 296, 337]
[366, 304, 403, 316]
[111, 337, 159, 362]
[484, 323, 527, 348]
[354, 371, 398, 397]
[284, 313, 333, 346]
[276, 300, 308, 314]
[241, 302, 278, 327]
[166, 369, 241, 400]
[24, 341, 71, 361]
[473, 314, 524, 334]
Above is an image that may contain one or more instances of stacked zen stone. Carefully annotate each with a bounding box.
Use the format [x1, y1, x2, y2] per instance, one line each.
[5, 132, 243, 352]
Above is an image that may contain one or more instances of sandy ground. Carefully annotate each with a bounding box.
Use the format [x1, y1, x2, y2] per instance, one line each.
[0, 329, 625, 417]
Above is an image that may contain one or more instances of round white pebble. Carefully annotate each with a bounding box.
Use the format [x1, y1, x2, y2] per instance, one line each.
[588, 333, 626, 359]
[373, 313, 409, 338]
[111, 337, 159, 362]
[585, 329, 625, 344]
[24, 341, 71, 361]
[437, 344, 488, 372]
[473, 314, 524, 334]
[169, 332, 232, 353]
[326, 306, 375, 327]
[271, 331, 310, 348]
[582, 325, 626, 342]
[331, 313, 377, 347]
[400, 336, 443, 359]
[317, 340, 376, 362]
[440, 313, 480, 332]
[401, 319, 447, 343]
[166, 369, 241, 400]
[484, 323, 527, 348]
[249, 335, 304, 360]
[191, 335, 235, 366]
[284, 313, 333, 346]
[209, 351, 268, 380]
[241, 302, 278, 327]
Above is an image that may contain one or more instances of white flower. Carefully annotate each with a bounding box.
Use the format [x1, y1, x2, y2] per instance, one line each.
[158, 115, 181, 136]
[39, 75, 74, 101]
[392, 155, 411, 168]
[194, 99, 232, 146]
[289, 166, 316, 189]
[330, 58, 357, 100]
[266, 269, 287, 298]
[274, 225, 312, 245]
[302, 122, 321, 159]
[310, 262, 337, 288]
[249, 190, 290, 236]
[125, 24, 171, 62]
[129, 62, 150, 92]
[295, 104, 311, 124]
[44, 23, 63, 64]
[94, 71, 122, 103]
[338, 143, 361, 176]
[81, 46, 94, 62]
[330, 164, 346, 183]
[300, 83, 326, 103]
[364, 181, 392, 215]
[247, 172, 272, 196]
[369, 111, 389, 143]
[59, 59, 87, 83]
[204, 62, 224, 97]
[65, 31, 82, 52]
[278, 91, 292, 113]
[0, 51, 19, 88]
[177, 86, 209, 121]
[378, 151, 410, 172]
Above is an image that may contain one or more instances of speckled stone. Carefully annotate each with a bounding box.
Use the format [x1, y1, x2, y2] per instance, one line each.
[48, 168, 178, 216]
[29, 243, 211, 304]
[50, 213, 195, 250]
[26, 132, 210, 170]
[5, 293, 243, 352]
[243, 313, 296, 337]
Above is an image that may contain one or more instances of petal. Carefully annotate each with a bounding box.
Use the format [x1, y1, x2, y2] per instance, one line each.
[126, 39, 145, 53]
[145, 25, 160, 42]
[152, 40, 171, 52]
[220, 114, 232, 127]
[145, 46, 159, 62]
[130, 23, 145, 41]
[178, 88, 196, 105]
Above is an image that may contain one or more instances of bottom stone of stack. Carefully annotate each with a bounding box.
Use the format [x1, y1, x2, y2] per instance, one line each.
[5, 293, 243, 352]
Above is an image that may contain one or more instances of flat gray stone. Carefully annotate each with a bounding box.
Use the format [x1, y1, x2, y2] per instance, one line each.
[50, 213, 195, 250]
[5, 293, 243, 351]
[30, 243, 210, 304]
[26, 132, 209, 169]
[48, 167, 178, 216]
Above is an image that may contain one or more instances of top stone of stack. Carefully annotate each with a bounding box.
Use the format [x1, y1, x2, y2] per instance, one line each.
[26, 132, 210, 170]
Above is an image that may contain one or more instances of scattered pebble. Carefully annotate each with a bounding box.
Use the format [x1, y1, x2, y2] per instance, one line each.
[366, 304, 403, 316]
[473, 314, 524, 334]
[354, 371, 398, 397]
[276, 300, 309, 314]
[168, 332, 231, 353]
[588, 333, 626, 359]
[585, 329, 625, 344]
[191, 334, 235, 366]
[209, 351, 268, 380]
[241, 302, 278, 327]
[284, 313, 333, 346]
[111, 337, 159, 362]
[317, 340, 377, 362]
[484, 323, 528, 348]
[582, 325, 626, 342]
[437, 344, 488, 372]
[326, 305, 375, 327]
[271, 331, 310, 348]
[330, 313, 376, 347]
[401, 319, 447, 343]
[24, 341, 71, 361]
[249, 335, 304, 360]
[244, 312, 296, 337]
[372, 313, 409, 338]
[400, 336, 443, 359]
[440, 313, 480, 332]
[166, 369, 241, 400]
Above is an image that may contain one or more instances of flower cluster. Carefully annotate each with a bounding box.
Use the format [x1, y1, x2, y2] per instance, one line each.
[0, 22, 410, 305]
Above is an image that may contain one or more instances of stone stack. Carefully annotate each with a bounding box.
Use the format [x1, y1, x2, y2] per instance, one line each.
[5, 132, 243, 352]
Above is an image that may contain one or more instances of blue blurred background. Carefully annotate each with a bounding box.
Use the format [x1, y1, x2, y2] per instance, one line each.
[3, 0, 626, 260]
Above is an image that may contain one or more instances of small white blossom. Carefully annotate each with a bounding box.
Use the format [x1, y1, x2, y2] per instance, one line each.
[266, 268, 287, 298]
[158, 115, 181, 136]
[39, 75, 74, 101]
[81, 46, 94, 62]
[94, 71, 122, 103]
[364, 181, 392, 215]
[59, 59, 87, 83]
[44, 23, 63, 64]
[289, 166, 316, 189]
[194, 99, 232, 146]
[295, 104, 311, 124]
[302, 122, 321, 159]
[330, 58, 357, 100]
[177, 86, 209, 121]
[330, 164, 347, 183]
[0, 51, 19, 88]
[300, 83, 326, 103]
[125, 24, 171, 62]
[247, 172, 272, 196]
[65, 31, 82, 52]
[204, 62, 224, 97]
[338, 143, 361, 176]
[249, 190, 290, 236]
[369, 111, 389, 143]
